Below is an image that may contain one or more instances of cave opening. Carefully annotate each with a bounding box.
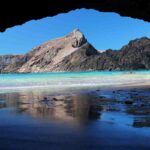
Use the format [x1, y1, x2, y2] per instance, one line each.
[0, 4, 150, 150]
[0, 8, 150, 72]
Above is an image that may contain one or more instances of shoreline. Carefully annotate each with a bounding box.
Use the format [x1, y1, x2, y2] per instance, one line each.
[0, 81, 150, 95]
[0, 70, 150, 94]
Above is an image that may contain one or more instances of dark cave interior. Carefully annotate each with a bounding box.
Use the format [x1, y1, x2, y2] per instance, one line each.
[0, 0, 150, 32]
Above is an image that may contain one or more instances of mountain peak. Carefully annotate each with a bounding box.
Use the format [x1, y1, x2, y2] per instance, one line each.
[128, 36, 150, 48]
[69, 28, 84, 37]
[72, 28, 81, 33]
[69, 29, 87, 48]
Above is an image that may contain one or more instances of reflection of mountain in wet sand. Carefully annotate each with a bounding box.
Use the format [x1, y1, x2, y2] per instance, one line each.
[0, 91, 102, 124]
[1, 87, 150, 127]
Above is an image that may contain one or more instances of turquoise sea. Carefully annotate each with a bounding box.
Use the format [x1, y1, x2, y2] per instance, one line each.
[0, 70, 150, 93]
[0, 70, 150, 92]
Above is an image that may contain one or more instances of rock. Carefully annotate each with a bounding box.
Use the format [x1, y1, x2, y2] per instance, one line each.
[52, 97, 64, 101]
[124, 100, 133, 105]
[39, 97, 49, 103]
[96, 89, 100, 92]
[0, 55, 23, 73]
[44, 97, 48, 100]
[52, 98, 58, 101]
[71, 29, 87, 48]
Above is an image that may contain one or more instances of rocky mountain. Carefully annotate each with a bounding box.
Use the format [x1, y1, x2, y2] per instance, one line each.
[0, 29, 150, 73]
[117, 37, 150, 70]
[0, 55, 23, 73]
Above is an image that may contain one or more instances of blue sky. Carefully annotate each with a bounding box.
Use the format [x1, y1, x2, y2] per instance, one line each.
[0, 9, 150, 54]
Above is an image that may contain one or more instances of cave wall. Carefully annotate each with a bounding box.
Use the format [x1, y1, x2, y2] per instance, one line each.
[0, 0, 150, 32]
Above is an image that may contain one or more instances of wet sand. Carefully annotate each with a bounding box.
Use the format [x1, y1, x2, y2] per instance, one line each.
[0, 86, 150, 150]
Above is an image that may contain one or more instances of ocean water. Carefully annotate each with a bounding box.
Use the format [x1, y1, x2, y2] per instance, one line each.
[0, 70, 150, 93]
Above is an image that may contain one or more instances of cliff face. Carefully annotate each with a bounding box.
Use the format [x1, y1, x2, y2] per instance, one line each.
[118, 37, 150, 70]
[1, 30, 150, 73]
[0, 55, 23, 73]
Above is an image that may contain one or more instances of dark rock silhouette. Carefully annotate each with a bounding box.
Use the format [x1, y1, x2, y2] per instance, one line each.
[0, 0, 150, 32]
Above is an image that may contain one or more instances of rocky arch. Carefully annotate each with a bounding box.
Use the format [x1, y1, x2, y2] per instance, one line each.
[0, 0, 150, 32]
